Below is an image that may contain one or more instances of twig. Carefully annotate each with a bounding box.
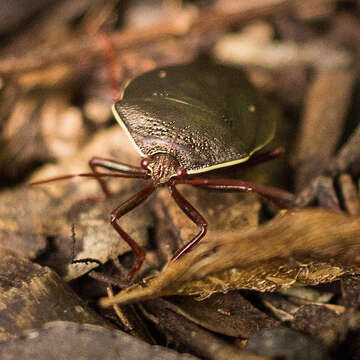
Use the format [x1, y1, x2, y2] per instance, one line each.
[295, 123, 360, 207]
[339, 174, 360, 216]
[292, 68, 356, 192]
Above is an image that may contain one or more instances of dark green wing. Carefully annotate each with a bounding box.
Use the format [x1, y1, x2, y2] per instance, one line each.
[113, 63, 277, 173]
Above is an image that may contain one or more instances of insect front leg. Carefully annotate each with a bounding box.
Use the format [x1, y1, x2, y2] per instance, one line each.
[168, 184, 208, 262]
[89, 157, 148, 197]
[110, 183, 155, 281]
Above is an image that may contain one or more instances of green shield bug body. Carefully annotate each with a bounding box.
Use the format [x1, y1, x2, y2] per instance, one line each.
[114, 63, 276, 177]
[33, 62, 293, 280]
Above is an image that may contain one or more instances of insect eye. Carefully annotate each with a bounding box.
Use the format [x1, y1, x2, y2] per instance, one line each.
[141, 157, 151, 170]
[176, 167, 186, 178]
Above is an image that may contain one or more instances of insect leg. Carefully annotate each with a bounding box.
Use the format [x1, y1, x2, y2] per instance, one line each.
[243, 146, 285, 167]
[110, 182, 155, 281]
[168, 184, 207, 262]
[175, 179, 294, 209]
[89, 157, 148, 197]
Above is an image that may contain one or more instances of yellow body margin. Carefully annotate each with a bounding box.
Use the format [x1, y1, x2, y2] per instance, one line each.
[189, 116, 276, 175]
[112, 104, 145, 157]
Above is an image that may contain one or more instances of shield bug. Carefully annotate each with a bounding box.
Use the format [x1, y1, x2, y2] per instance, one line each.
[32, 62, 294, 280]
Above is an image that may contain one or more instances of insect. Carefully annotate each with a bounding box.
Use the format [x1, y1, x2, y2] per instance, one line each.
[32, 62, 294, 281]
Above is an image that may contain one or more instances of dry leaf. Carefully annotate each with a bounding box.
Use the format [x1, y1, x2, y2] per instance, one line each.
[0, 126, 154, 279]
[101, 209, 360, 307]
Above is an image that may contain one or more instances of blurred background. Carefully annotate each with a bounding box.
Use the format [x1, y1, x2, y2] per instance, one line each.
[1, 2, 360, 359]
